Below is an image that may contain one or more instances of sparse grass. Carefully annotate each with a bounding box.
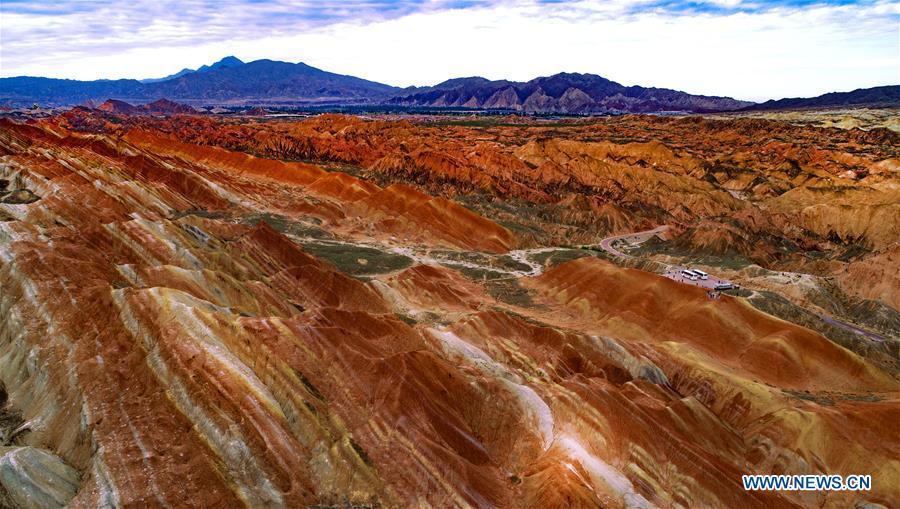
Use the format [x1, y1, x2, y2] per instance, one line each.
[748, 290, 899, 376]
[782, 389, 885, 406]
[300, 242, 413, 276]
[396, 314, 418, 326]
[320, 163, 370, 179]
[292, 369, 325, 401]
[447, 264, 507, 281]
[241, 212, 331, 239]
[171, 208, 232, 220]
[423, 117, 595, 128]
[782, 389, 835, 406]
[495, 255, 532, 272]
[486, 279, 534, 307]
[529, 249, 595, 268]
[633, 237, 754, 270]
[431, 250, 529, 273]
[349, 438, 372, 466]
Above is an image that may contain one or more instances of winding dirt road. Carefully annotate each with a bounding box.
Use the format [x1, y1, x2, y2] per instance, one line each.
[596, 225, 670, 258]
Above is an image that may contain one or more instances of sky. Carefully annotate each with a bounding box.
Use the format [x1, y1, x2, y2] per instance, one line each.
[1, 0, 898, 101]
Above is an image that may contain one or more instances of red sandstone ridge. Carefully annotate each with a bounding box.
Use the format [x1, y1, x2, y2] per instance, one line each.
[96, 98, 198, 116]
[121, 128, 515, 253]
[100, 112, 897, 304]
[0, 112, 897, 509]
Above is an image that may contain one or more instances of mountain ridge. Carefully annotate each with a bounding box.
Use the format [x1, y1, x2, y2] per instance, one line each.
[140, 55, 245, 84]
[0, 58, 399, 107]
[2, 56, 898, 113]
[741, 84, 900, 111]
[390, 71, 753, 113]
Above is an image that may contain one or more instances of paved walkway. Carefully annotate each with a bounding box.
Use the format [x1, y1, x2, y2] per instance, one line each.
[662, 268, 732, 291]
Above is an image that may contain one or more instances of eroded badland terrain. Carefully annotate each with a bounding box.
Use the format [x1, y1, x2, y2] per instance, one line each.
[0, 107, 898, 508]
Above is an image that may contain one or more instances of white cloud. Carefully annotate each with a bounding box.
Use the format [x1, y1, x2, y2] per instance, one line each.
[1, 0, 897, 101]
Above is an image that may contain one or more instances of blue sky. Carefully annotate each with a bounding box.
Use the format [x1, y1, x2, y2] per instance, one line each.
[1, 0, 897, 100]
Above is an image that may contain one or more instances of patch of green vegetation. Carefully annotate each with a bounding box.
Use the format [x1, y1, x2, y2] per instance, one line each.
[782, 389, 884, 406]
[722, 287, 753, 298]
[396, 313, 418, 326]
[748, 290, 898, 377]
[241, 212, 331, 239]
[423, 115, 601, 128]
[320, 163, 370, 180]
[633, 236, 754, 270]
[782, 389, 835, 406]
[803, 279, 900, 338]
[0, 189, 39, 204]
[431, 249, 529, 273]
[170, 209, 232, 220]
[496, 220, 546, 237]
[300, 242, 413, 276]
[846, 299, 900, 338]
[431, 249, 492, 265]
[349, 438, 372, 467]
[495, 308, 554, 329]
[529, 249, 595, 268]
[486, 278, 537, 308]
[495, 255, 532, 272]
[0, 384, 27, 446]
[293, 369, 325, 401]
[447, 264, 508, 281]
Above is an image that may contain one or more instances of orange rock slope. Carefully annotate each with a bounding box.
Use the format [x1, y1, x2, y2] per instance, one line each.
[72, 111, 899, 307]
[0, 115, 897, 508]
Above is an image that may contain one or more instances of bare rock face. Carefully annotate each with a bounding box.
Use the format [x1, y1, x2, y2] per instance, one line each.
[557, 87, 594, 112]
[0, 447, 80, 508]
[522, 88, 556, 112]
[0, 112, 897, 508]
[483, 86, 523, 110]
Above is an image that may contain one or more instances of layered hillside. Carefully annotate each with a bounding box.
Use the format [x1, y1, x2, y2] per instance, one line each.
[113, 112, 899, 255]
[91, 111, 900, 337]
[0, 112, 897, 508]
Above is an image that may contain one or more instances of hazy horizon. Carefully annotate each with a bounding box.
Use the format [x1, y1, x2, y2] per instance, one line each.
[2, 0, 898, 102]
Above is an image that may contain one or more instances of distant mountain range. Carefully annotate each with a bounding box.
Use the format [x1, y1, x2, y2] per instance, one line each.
[0, 57, 397, 107]
[741, 85, 900, 111]
[1, 56, 897, 113]
[391, 74, 752, 113]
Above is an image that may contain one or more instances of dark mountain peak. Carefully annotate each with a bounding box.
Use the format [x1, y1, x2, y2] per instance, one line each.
[214, 55, 244, 67]
[434, 77, 493, 89]
[197, 55, 245, 72]
[142, 55, 246, 83]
